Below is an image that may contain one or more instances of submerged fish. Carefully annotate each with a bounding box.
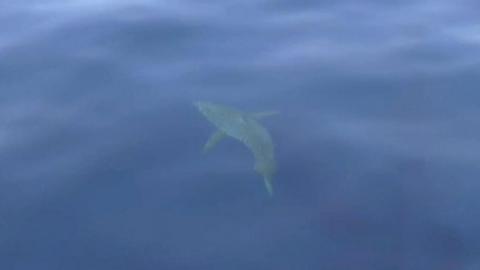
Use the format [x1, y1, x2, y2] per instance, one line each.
[195, 101, 278, 196]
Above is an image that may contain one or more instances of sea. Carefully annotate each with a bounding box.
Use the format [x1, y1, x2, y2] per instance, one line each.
[1, 1, 480, 269]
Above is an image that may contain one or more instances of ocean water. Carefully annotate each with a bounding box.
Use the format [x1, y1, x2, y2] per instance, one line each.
[1, 1, 480, 269]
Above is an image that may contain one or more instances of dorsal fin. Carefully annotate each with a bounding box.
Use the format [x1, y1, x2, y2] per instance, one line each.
[250, 111, 279, 120]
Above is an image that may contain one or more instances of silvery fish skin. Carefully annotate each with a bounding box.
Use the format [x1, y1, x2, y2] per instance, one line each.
[195, 101, 277, 196]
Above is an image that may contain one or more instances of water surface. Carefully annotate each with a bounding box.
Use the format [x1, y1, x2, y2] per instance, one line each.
[1, 1, 480, 269]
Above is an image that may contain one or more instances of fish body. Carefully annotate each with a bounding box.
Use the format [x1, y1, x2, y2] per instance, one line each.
[195, 101, 277, 196]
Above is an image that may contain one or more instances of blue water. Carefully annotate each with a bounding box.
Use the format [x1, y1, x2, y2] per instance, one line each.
[1, 1, 480, 269]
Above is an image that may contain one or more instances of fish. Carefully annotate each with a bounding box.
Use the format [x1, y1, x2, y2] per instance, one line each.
[195, 101, 278, 196]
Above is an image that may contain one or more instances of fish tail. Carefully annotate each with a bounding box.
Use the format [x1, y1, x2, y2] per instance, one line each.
[264, 176, 274, 197]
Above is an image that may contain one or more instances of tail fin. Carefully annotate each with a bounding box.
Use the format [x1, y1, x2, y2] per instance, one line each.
[264, 176, 274, 197]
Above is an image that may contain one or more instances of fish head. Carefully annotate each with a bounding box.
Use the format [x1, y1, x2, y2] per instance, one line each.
[194, 101, 237, 127]
[194, 101, 221, 118]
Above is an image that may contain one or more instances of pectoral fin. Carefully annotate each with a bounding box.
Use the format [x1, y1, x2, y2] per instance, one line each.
[251, 111, 279, 120]
[204, 130, 226, 152]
